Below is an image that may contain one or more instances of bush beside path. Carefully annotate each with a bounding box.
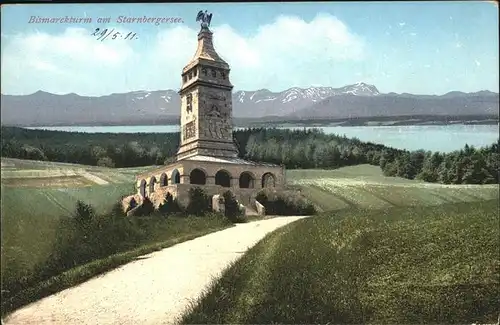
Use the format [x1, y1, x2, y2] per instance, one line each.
[2, 216, 307, 325]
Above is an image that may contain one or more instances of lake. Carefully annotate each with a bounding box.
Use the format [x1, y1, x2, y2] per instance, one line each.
[27, 124, 499, 153]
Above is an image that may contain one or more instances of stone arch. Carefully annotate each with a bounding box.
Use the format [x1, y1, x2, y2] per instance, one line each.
[130, 197, 137, 209]
[190, 168, 207, 185]
[261, 172, 276, 188]
[239, 171, 255, 189]
[160, 173, 168, 186]
[171, 169, 181, 184]
[149, 176, 157, 193]
[139, 179, 147, 197]
[215, 169, 231, 187]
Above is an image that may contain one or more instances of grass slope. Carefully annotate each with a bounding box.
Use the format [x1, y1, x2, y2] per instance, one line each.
[181, 200, 500, 324]
[1, 157, 155, 219]
[1, 157, 158, 172]
[1, 158, 158, 185]
[1, 182, 136, 279]
[1, 160, 141, 290]
[1, 184, 134, 217]
[1, 215, 233, 317]
[0, 158, 229, 316]
[287, 165, 499, 211]
[2, 159, 498, 320]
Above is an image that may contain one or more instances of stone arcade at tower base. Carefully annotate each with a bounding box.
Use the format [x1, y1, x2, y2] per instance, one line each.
[135, 155, 284, 209]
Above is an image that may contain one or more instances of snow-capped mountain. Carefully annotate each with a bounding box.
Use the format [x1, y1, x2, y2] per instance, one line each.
[0, 83, 497, 126]
[233, 82, 380, 117]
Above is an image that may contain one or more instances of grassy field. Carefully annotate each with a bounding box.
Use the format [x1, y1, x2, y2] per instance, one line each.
[1, 157, 157, 185]
[1, 158, 144, 287]
[286, 165, 499, 211]
[1, 214, 233, 316]
[0, 157, 159, 216]
[2, 158, 499, 320]
[2, 160, 497, 218]
[0, 158, 232, 316]
[180, 199, 500, 324]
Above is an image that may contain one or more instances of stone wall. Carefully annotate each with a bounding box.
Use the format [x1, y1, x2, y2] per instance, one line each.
[177, 83, 239, 160]
[254, 199, 265, 216]
[121, 194, 143, 213]
[135, 159, 285, 200]
[198, 86, 233, 141]
[212, 194, 224, 214]
[162, 184, 256, 209]
[122, 183, 271, 216]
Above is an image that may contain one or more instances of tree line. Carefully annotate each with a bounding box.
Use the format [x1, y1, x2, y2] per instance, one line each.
[242, 128, 499, 185]
[1, 126, 498, 185]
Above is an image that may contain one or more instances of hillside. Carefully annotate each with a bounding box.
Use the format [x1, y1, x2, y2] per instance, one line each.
[181, 199, 500, 324]
[2, 158, 499, 321]
[286, 165, 499, 211]
[1, 83, 498, 126]
[3, 159, 497, 219]
[1, 158, 157, 216]
[0, 158, 231, 316]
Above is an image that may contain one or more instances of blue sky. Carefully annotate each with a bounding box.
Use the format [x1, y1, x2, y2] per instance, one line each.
[1, 2, 498, 96]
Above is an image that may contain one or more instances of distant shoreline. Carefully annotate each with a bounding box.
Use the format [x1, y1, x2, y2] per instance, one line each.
[3, 114, 498, 128]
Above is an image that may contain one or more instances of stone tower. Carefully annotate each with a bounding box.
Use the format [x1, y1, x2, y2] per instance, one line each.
[176, 24, 239, 160]
[133, 12, 285, 212]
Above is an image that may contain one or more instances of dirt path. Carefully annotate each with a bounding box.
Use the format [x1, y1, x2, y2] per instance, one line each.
[3, 216, 308, 325]
[80, 171, 109, 185]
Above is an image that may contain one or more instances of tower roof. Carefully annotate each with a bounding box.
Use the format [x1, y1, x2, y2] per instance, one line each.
[183, 26, 229, 73]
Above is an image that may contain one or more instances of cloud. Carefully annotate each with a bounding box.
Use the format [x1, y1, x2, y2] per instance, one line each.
[2, 26, 137, 94]
[1, 14, 365, 95]
[150, 14, 365, 92]
[8, 27, 133, 66]
[30, 60, 62, 73]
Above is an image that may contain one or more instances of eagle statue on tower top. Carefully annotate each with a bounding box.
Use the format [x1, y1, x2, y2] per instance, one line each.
[196, 10, 213, 28]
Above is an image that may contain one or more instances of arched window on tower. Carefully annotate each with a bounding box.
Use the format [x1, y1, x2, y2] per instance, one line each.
[215, 170, 231, 187]
[261, 173, 276, 188]
[221, 71, 226, 80]
[211, 69, 216, 78]
[171, 169, 181, 184]
[190, 168, 207, 185]
[202, 67, 207, 76]
[193, 69, 197, 77]
[183, 75, 187, 83]
[139, 179, 147, 197]
[160, 173, 168, 186]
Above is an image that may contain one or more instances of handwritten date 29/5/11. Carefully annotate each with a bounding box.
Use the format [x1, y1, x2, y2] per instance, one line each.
[91, 28, 138, 41]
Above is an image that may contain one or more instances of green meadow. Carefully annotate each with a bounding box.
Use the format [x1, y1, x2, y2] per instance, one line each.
[1, 158, 498, 322]
[180, 165, 499, 323]
[0, 158, 232, 315]
[181, 199, 500, 324]
[287, 165, 499, 211]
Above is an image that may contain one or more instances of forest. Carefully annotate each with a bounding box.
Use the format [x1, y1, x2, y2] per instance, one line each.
[1, 126, 498, 185]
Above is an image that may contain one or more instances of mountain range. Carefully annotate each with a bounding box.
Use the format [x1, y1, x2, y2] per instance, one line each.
[1, 82, 498, 126]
